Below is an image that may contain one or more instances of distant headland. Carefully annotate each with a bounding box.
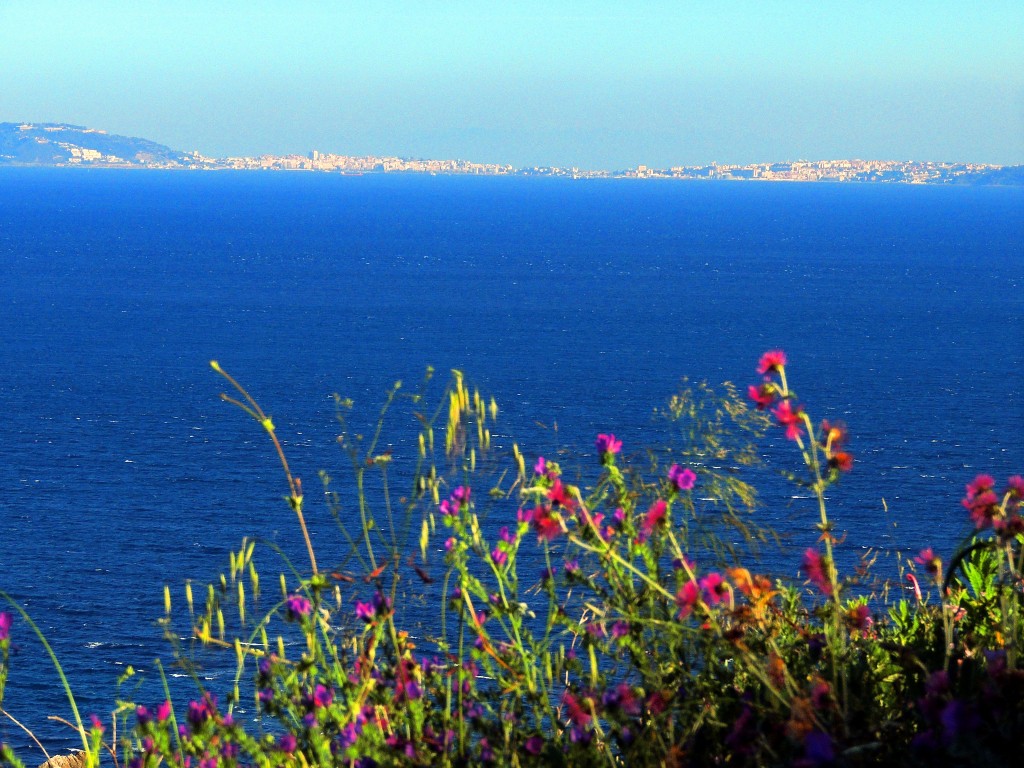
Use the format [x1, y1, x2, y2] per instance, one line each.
[2, 122, 1021, 186]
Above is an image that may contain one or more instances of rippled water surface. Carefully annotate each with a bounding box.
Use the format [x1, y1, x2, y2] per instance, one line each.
[0, 169, 1021, 753]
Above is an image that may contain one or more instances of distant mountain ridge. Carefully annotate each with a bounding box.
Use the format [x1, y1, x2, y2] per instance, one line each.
[0, 122, 189, 166]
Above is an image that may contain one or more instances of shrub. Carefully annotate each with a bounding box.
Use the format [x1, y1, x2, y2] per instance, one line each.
[2, 354, 1023, 766]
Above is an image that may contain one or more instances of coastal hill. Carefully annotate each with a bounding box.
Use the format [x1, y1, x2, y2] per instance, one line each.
[1, 120, 1021, 185]
[0, 122, 189, 167]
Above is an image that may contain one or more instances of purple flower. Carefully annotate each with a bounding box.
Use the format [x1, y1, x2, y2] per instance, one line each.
[491, 547, 508, 567]
[0, 612, 10, 641]
[534, 456, 547, 475]
[313, 684, 334, 708]
[284, 594, 312, 621]
[595, 433, 622, 456]
[452, 486, 471, 504]
[668, 464, 697, 491]
[524, 735, 544, 755]
[337, 721, 362, 751]
[135, 705, 152, 725]
[355, 601, 375, 623]
[611, 621, 630, 638]
[499, 526, 515, 543]
[278, 733, 297, 754]
[372, 591, 392, 614]
[187, 696, 215, 728]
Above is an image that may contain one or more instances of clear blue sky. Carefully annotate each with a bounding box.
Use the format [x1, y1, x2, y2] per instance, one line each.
[1, 1, 1021, 168]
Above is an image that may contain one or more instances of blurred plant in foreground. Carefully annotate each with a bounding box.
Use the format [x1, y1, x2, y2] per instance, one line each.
[1, 353, 1022, 767]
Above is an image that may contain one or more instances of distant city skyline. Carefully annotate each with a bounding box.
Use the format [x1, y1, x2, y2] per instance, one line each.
[1, 2, 1021, 169]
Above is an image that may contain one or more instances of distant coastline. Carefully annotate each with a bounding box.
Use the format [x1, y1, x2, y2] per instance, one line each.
[2, 122, 1021, 186]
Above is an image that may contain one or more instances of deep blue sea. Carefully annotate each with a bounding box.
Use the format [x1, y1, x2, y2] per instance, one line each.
[1, 169, 1021, 755]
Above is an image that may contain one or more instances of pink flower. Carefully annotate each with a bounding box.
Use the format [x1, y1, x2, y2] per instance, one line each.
[491, 547, 508, 567]
[530, 505, 563, 542]
[534, 456, 547, 475]
[757, 350, 787, 375]
[772, 400, 804, 441]
[156, 700, 172, 722]
[547, 477, 575, 510]
[668, 464, 697, 491]
[562, 692, 592, 728]
[595, 433, 622, 456]
[747, 383, 776, 410]
[962, 474, 999, 528]
[1008, 475, 1024, 497]
[966, 474, 995, 498]
[914, 548, 942, 580]
[676, 581, 700, 618]
[802, 548, 833, 596]
[699, 572, 729, 605]
[0, 612, 11, 641]
[284, 594, 312, 621]
[636, 499, 667, 543]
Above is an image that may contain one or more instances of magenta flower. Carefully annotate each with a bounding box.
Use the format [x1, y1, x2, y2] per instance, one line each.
[0, 612, 11, 641]
[534, 456, 547, 475]
[700, 572, 729, 605]
[772, 400, 804, 441]
[802, 548, 833, 596]
[547, 477, 576, 510]
[962, 474, 999, 528]
[676, 581, 700, 618]
[595, 433, 622, 456]
[562, 692, 592, 728]
[636, 499, 667, 543]
[156, 700, 172, 722]
[668, 464, 697, 491]
[355, 600, 375, 623]
[530, 504, 563, 542]
[747, 383, 776, 410]
[524, 735, 544, 755]
[914, 547, 942, 580]
[1008, 475, 1024, 497]
[491, 547, 508, 567]
[277, 734, 297, 754]
[452, 486, 471, 504]
[757, 349, 787, 375]
[284, 594, 312, 621]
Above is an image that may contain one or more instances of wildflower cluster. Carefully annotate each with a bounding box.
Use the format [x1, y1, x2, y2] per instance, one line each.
[0, 357, 1021, 767]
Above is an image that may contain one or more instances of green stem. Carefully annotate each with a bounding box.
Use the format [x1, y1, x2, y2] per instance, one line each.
[0, 591, 89, 758]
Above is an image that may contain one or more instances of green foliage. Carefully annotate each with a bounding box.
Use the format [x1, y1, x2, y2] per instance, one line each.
[1, 355, 1023, 767]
